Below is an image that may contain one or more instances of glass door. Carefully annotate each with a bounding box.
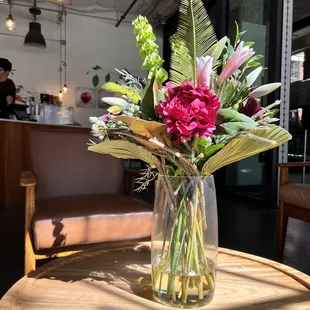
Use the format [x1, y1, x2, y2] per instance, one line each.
[222, 0, 271, 201]
[216, 0, 283, 208]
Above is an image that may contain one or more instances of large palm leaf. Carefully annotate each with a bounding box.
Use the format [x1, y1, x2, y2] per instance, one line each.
[169, 0, 218, 86]
[202, 125, 292, 175]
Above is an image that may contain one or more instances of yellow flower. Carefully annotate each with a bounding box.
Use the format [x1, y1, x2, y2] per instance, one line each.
[108, 105, 122, 115]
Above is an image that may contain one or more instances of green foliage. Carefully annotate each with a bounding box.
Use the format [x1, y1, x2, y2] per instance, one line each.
[250, 83, 281, 98]
[245, 66, 263, 87]
[105, 74, 111, 83]
[169, 34, 193, 85]
[193, 137, 224, 170]
[92, 74, 99, 88]
[203, 144, 224, 158]
[132, 16, 168, 85]
[209, 36, 228, 69]
[215, 78, 250, 109]
[218, 109, 258, 135]
[140, 78, 157, 121]
[170, 0, 218, 85]
[194, 137, 211, 155]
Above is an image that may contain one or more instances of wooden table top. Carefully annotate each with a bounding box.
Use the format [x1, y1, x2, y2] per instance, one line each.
[1, 242, 310, 309]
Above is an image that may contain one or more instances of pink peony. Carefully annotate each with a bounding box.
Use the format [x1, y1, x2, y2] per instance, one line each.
[241, 97, 263, 118]
[156, 81, 220, 143]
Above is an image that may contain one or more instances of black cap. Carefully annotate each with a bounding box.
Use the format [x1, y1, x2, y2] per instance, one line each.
[0, 58, 12, 72]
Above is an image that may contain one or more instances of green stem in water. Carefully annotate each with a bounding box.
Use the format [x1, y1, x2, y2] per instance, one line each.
[167, 211, 183, 298]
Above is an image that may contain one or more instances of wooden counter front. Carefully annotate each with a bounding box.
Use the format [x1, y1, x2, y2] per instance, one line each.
[0, 120, 90, 209]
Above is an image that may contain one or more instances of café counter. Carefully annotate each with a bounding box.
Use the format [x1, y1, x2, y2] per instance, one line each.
[0, 119, 90, 209]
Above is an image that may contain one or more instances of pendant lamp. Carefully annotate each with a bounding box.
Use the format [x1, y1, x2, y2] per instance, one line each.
[24, 0, 46, 49]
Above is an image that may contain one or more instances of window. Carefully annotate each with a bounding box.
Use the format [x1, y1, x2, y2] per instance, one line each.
[291, 51, 305, 82]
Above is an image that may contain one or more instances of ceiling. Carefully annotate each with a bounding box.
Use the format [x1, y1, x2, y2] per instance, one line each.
[7, 0, 180, 25]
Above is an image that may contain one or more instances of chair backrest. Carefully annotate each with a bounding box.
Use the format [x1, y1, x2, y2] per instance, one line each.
[29, 127, 124, 201]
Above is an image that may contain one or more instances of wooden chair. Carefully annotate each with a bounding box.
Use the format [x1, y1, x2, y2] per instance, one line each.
[20, 127, 153, 275]
[277, 162, 310, 260]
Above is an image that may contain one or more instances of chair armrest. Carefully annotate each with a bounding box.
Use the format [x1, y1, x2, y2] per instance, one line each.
[277, 162, 310, 168]
[20, 171, 36, 187]
[277, 162, 310, 186]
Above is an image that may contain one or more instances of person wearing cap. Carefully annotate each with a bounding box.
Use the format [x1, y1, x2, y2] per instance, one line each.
[0, 58, 16, 119]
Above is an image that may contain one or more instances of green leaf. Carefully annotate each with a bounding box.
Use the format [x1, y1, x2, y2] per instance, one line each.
[244, 41, 255, 47]
[218, 109, 257, 124]
[250, 55, 263, 62]
[250, 83, 281, 98]
[203, 144, 224, 158]
[235, 22, 240, 45]
[92, 65, 102, 70]
[218, 109, 258, 135]
[202, 125, 292, 175]
[92, 74, 99, 88]
[86, 71, 90, 75]
[221, 122, 256, 135]
[247, 61, 261, 68]
[16, 87, 21, 93]
[194, 137, 210, 155]
[209, 36, 228, 62]
[140, 78, 157, 121]
[105, 74, 111, 83]
[245, 66, 263, 87]
[88, 140, 160, 169]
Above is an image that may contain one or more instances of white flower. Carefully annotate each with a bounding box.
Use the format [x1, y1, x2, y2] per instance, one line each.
[89, 117, 99, 123]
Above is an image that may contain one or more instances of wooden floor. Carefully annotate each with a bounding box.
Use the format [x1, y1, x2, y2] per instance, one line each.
[0, 195, 309, 298]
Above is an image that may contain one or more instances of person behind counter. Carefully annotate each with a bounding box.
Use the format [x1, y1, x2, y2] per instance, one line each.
[0, 58, 16, 119]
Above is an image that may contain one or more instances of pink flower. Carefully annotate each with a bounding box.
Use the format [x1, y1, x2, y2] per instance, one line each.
[197, 56, 213, 87]
[156, 81, 220, 143]
[218, 42, 255, 83]
[241, 97, 263, 118]
[101, 113, 110, 123]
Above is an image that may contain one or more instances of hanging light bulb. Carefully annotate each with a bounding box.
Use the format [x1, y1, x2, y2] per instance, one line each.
[58, 90, 63, 101]
[5, 14, 16, 32]
[62, 84, 68, 94]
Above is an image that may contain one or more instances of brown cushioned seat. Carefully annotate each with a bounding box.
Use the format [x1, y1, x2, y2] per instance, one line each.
[33, 194, 153, 251]
[279, 184, 310, 210]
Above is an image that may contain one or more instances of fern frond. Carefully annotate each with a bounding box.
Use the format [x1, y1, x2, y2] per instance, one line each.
[171, 0, 218, 85]
[101, 82, 140, 104]
[169, 34, 193, 85]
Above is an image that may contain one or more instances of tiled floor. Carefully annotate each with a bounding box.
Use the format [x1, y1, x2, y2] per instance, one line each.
[0, 195, 309, 298]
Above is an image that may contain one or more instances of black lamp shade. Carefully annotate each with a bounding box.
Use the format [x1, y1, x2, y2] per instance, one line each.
[24, 22, 46, 49]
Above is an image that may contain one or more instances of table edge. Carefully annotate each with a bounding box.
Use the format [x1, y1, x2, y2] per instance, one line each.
[1, 243, 309, 307]
[219, 248, 310, 290]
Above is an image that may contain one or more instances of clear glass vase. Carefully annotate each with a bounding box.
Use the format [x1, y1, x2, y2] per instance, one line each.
[151, 175, 218, 308]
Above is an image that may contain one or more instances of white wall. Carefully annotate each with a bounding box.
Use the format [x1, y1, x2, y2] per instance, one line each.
[0, 4, 163, 127]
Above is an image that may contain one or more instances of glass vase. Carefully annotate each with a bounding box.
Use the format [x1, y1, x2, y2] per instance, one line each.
[151, 175, 218, 308]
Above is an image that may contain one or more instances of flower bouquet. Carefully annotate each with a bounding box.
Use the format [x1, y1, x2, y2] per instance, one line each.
[88, 0, 291, 307]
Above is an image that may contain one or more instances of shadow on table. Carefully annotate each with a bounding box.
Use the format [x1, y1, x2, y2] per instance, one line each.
[28, 242, 153, 300]
[27, 242, 310, 310]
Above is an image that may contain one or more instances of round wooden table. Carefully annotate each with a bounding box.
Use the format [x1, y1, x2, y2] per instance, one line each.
[1, 242, 310, 309]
